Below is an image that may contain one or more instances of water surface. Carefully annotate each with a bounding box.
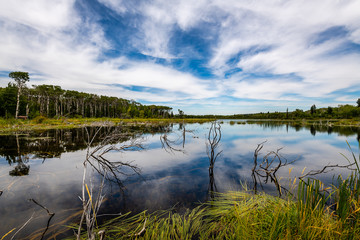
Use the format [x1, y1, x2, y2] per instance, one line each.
[0, 121, 359, 239]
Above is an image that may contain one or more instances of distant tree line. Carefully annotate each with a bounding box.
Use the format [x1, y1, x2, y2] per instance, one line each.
[1, 72, 173, 119]
[187, 101, 360, 120]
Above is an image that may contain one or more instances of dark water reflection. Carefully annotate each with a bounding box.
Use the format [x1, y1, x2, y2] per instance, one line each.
[0, 121, 359, 238]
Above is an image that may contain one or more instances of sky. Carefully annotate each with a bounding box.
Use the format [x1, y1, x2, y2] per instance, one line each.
[0, 0, 360, 115]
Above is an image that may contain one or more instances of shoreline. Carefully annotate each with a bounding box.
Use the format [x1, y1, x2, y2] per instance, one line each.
[1, 117, 359, 133]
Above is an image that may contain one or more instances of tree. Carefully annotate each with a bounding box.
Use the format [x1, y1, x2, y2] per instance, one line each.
[327, 106, 333, 115]
[286, 108, 289, 119]
[357, 98, 360, 107]
[178, 109, 184, 118]
[9, 71, 29, 118]
[310, 104, 316, 115]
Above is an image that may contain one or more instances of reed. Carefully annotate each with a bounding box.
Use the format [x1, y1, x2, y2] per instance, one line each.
[68, 188, 360, 239]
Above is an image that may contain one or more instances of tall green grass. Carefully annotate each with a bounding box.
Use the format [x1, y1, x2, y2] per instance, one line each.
[70, 189, 360, 239]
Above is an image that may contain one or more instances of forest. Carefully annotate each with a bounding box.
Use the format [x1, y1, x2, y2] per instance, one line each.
[0, 83, 173, 119]
[1, 71, 359, 121]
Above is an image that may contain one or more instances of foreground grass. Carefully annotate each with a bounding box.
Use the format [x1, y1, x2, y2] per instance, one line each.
[0, 117, 213, 133]
[71, 186, 360, 240]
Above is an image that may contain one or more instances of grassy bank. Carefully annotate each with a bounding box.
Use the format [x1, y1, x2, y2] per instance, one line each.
[0, 117, 214, 133]
[72, 181, 360, 239]
[1, 117, 359, 133]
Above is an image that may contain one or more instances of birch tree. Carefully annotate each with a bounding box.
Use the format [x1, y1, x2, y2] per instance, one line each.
[9, 71, 29, 118]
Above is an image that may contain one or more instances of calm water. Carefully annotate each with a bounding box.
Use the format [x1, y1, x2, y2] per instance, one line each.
[0, 121, 359, 239]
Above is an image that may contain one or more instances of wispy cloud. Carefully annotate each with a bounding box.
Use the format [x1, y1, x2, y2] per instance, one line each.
[0, 0, 359, 114]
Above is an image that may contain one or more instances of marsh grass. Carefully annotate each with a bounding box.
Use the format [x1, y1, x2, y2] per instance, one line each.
[0, 117, 213, 133]
[68, 189, 359, 239]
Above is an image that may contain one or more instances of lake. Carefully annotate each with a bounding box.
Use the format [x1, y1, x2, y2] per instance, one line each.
[0, 121, 359, 239]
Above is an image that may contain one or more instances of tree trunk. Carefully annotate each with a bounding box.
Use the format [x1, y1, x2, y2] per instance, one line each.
[15, 87, 22, 118]
[55, 98, 59, 117]
[26, 103, 29, 117]
[46, 96, 50, 117]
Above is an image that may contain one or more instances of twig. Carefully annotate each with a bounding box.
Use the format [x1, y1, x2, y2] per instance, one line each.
[28, 198, 55, 240]
[299, 162, 356, 179]
[11, 212, 35, 240]
[127, 218, 147, 237]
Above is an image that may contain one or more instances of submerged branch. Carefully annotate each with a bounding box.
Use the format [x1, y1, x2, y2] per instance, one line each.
[251, 141, 297, 197]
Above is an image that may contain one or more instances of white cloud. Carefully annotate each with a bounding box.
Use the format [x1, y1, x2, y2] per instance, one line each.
[207, 0, 360, 99]
[0, 0, 78, 32]
[1, 0, 360, 113]
[0, 0, 218, 104]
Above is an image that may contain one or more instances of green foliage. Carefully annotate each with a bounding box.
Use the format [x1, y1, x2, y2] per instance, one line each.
[0, 83, 173, 119]
[310, 104, 317, 115]
[8, 71, 29, 84]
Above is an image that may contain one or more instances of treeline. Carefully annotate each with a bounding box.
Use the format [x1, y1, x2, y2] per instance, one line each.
[0, 83, 173, 119]
[187, 102, 360, 120]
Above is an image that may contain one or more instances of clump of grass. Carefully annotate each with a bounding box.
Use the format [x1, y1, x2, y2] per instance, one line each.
[70, 189, 360, 239]
[31, 115, 48, 124]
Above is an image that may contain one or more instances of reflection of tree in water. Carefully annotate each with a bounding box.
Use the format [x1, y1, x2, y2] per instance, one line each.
[251, 121, 359, 138]
[310, 125, 316, 136]
[0, 124, 173, 177]
[86, 127, 144, 189]
[7, 133, 30, 176]
[9, 162, 30, 176]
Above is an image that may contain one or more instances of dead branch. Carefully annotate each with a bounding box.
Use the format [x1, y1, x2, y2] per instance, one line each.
[206, 121, 222, 199]
[252, 141, 297, 197]
[252, 141, 267, 193]
[206, 121, 223, 169]
[78, 125, 144, 239]
[28, 198, 55, 240]
[160, 132, 184, 154]
[160, 124, 196, 154]
[299, 162, 356, 180]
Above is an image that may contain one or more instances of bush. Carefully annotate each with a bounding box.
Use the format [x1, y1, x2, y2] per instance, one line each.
[32, 115, 47, 124]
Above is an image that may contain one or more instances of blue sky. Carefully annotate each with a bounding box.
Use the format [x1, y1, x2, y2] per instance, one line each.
[1, 0, 360, 115]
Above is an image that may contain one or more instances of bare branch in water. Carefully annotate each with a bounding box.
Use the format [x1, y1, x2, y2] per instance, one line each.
[160, 131, 185, 154]
[160, 124, 196, 154]
[252, 141, 297, 197]
[206, 121, 222, 199]
[299, 162, 356, 180]
[28, 198, 55, 240]
[207, 121, 222, 169]
[78, 125, 144, 239]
